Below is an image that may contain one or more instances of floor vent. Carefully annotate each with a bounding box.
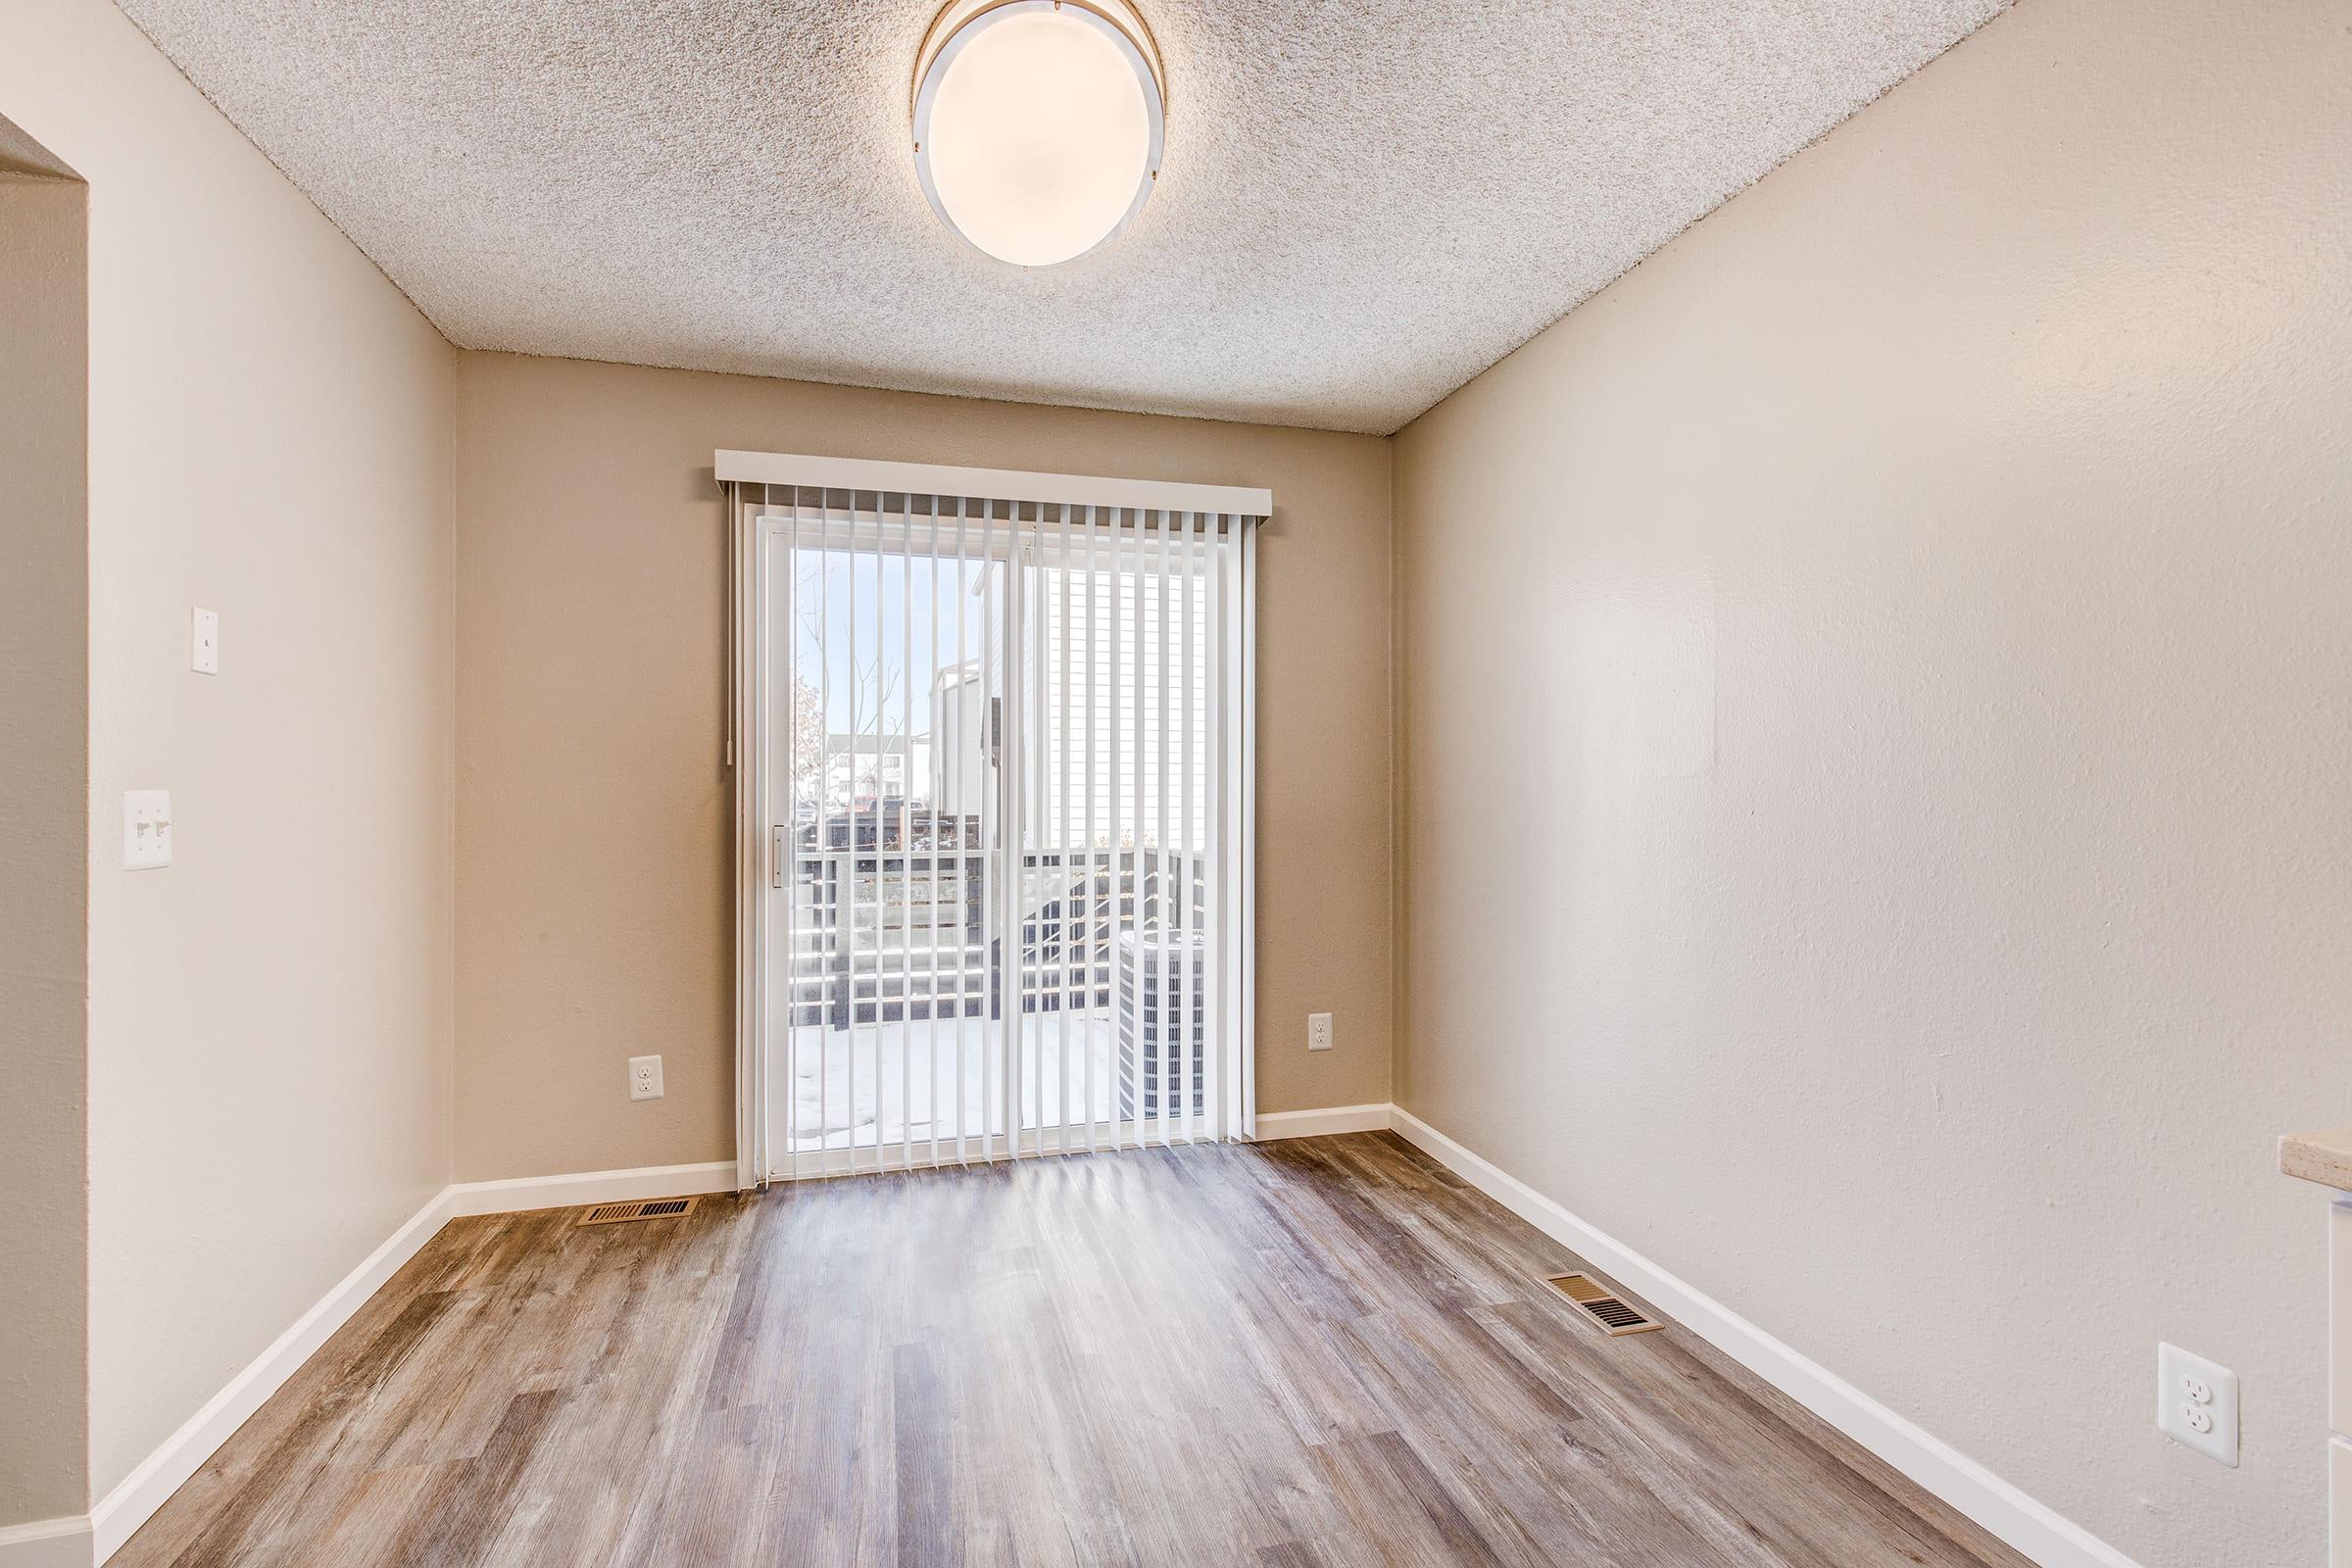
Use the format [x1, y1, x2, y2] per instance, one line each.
[576, 1197, 699, 1227]
[1544, 1271, 1661, 1336]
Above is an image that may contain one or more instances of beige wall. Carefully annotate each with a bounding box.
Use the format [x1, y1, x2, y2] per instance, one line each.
[455, 354, 1392, 1179]
[2, 0, 458, 1502]
[0, 139, 90, 1528]
[1393, 0, 2351, 1563]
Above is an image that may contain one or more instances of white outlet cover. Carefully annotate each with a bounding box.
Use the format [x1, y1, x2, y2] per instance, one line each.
[192, 608, 220, 674]
[122, 789, 172, 870]
[1307, 1012, 1334, 1052]
[2157, 1342, 2238, 1467]
[628, 1054, 664, 1102]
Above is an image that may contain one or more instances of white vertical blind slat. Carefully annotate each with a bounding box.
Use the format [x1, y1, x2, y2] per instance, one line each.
[1018, 504, 1037, 1157]
[812, 490, 831, 1177]
[739, 483, 763, 1187]
[1214, 514, 1235, 1143]
[1082, 507, 1101, 1152]
[1176, 512, 1195, 1142]
[1240, 523, 1257, 1138]
[1004, 500, 1029, 1160]
[953, 496, 971, 1164]
[1028, 506, 1047, 1154]
[864, 490, 880, 1173]
[1152, 508, 1172, 1147]
[1054, 502, 1074, 1154]
[1107, 514, 1127, 1150]
[899, 493, 914, 1173]
[979, 501, 999, 1159]
[1129, 514, 1148, 1148]
[1202, 512, 1223, 1145]
[776, 488, 794, 1180]
[927, 500, 944, 1170]
[840, 490, 858, 1174]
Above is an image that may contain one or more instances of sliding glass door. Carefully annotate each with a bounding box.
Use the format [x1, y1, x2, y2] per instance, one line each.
[740, 483, 1252, 1181]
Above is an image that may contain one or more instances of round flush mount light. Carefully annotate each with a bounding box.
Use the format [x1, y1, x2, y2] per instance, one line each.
[911, 0, 1166, 268]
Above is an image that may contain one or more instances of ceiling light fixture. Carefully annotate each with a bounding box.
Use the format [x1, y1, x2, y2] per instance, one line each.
[911, 0, 1165, 269]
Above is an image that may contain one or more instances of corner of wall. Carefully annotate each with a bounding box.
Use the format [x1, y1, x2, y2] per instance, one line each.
[437, 341, 463, 1197]
[1381, 429, 1407, 1111]
[0, 117, 92, 1536]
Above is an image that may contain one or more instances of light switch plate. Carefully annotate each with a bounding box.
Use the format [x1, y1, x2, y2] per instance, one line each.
[192, 608, 220, 674]
[123, 789, 172, 869]
[2157, 1342, 2238, 1467]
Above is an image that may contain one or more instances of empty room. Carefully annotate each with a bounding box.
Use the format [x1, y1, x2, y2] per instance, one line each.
[3, 0, 2347, 1564]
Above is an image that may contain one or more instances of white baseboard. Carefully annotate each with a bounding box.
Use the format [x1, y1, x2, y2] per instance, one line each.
[1387, 1105, 2140, 1568]
[69, 1123, 2134, 1568]
[1251, 1103, 1395, 1139]
[86, 1186, 456, 1563]
[0, 1517, 93, 1568]
[446, 1160, 739, 1217]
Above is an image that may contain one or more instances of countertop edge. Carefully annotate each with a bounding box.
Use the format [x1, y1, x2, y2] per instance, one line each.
[2279, 1127, 2352, 1192]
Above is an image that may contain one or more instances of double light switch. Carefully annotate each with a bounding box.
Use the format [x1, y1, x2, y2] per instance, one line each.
[124, 789, 172, 870]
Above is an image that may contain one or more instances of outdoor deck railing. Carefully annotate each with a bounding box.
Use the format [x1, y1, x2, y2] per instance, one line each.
[783, 839, 1203, 1030]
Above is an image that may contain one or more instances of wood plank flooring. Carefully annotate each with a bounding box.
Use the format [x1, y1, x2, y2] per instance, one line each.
[114, 1133, 2029, 1567]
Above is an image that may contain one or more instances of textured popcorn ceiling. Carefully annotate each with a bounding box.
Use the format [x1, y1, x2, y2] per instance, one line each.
[116, 0, 2006, 433]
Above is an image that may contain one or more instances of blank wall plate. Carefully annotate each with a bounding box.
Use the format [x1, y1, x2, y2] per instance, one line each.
[123, 789, 172, 869]
[2157, 1342, 2238, 1467]
[191, 608, 220, 674]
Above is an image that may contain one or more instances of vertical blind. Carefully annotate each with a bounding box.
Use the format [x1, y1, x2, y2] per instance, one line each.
[725, 457, 1260, 1185]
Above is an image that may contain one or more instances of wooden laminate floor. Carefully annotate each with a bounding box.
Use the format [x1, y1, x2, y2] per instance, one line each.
[117, 1133, 2029, 1567]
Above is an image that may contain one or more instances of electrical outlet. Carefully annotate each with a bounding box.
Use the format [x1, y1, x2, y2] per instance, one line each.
[628, 1054, 663, 1102]
[123, 790, 172, 869]
[191, 608, 220, 674]
[1307, 1012, 1334, 1052]
[2157, 1343, 2238, 1467]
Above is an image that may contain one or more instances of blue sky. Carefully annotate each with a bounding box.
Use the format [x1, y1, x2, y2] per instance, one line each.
[794, 548, 987, 735]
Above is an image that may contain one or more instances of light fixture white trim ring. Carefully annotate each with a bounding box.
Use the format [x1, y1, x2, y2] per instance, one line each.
[911, 0, 1167, 268]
